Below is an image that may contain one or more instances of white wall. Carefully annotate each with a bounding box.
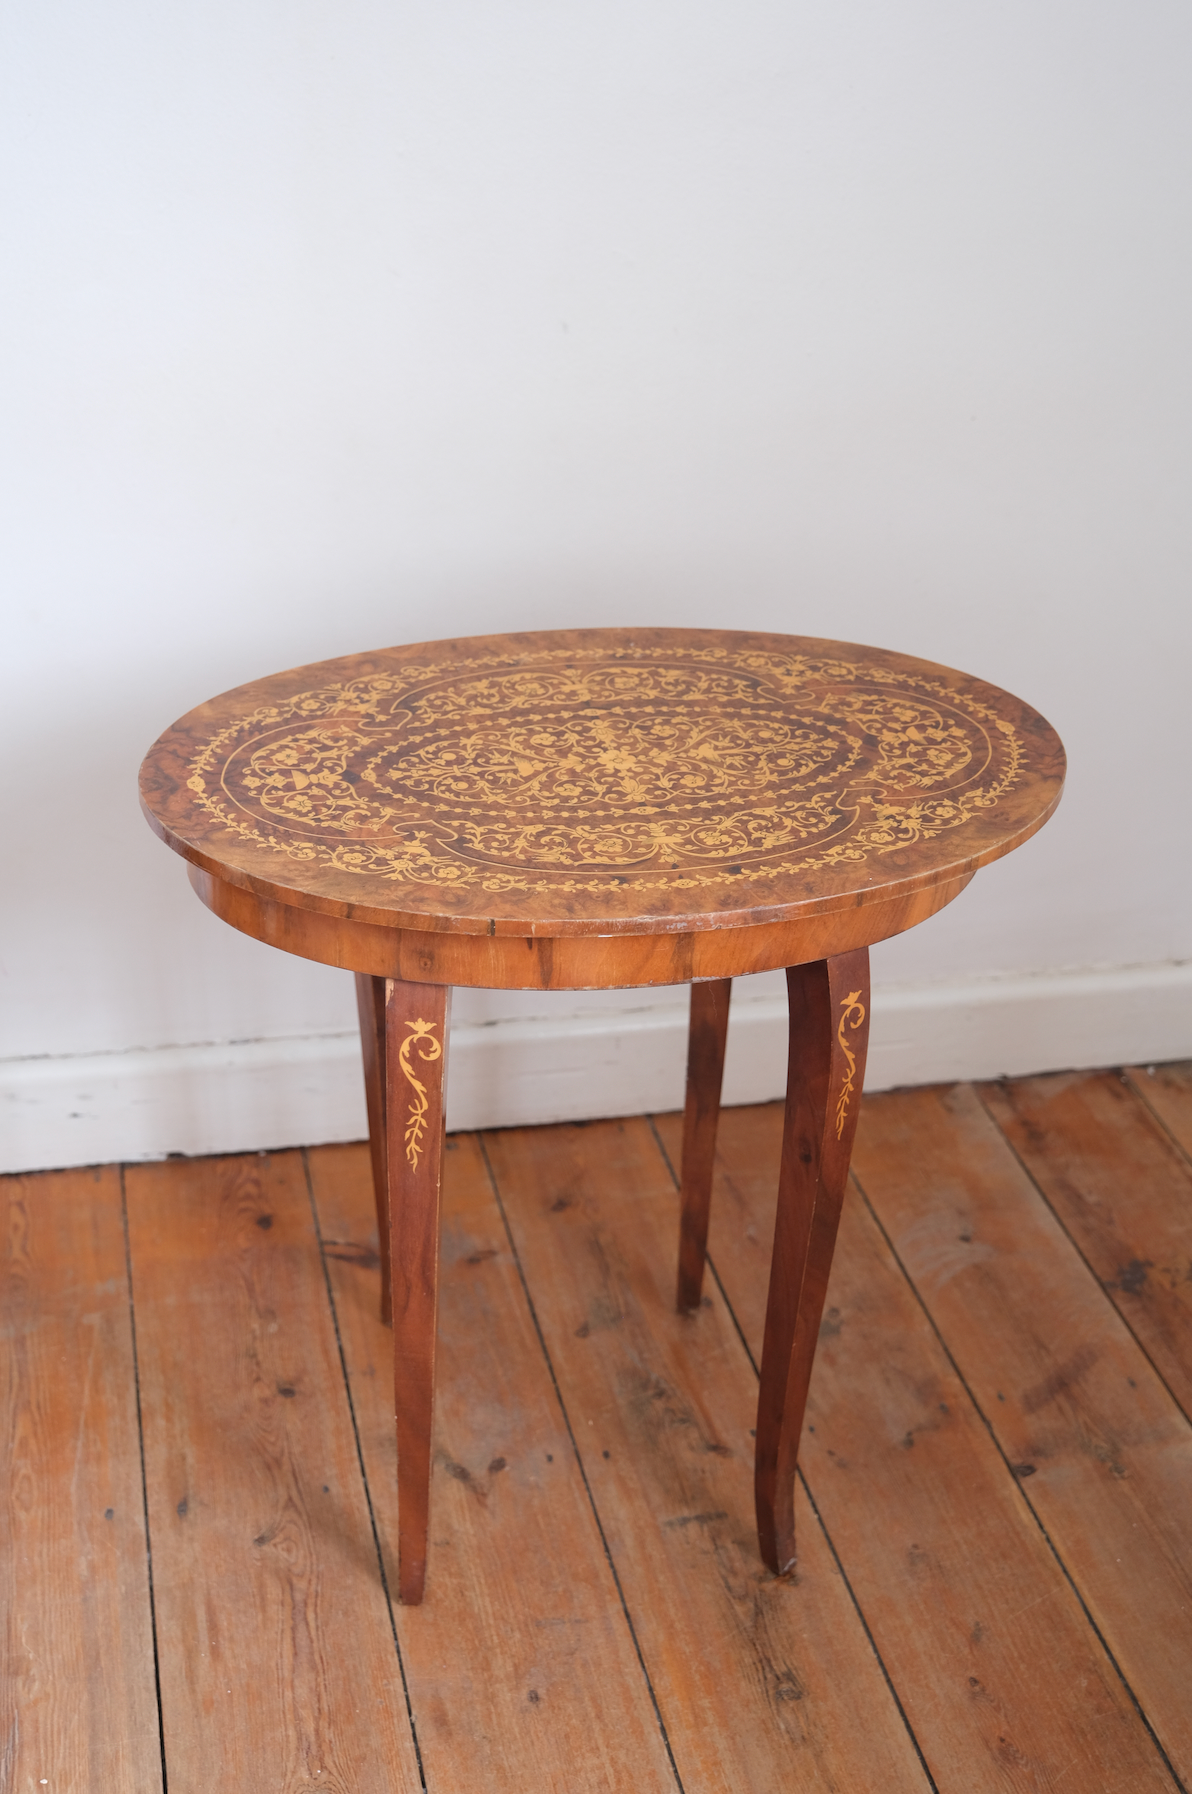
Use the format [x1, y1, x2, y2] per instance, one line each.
[3, 0, 1189, 1171]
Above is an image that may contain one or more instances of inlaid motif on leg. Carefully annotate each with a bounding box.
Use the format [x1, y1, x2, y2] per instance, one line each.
[833, 987, 867, 1141]
[397, 1018, 444, 1170]
[384, 978, 452, 1605]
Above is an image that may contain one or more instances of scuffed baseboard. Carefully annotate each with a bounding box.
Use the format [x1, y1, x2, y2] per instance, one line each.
[2, 961, 1189, 1174]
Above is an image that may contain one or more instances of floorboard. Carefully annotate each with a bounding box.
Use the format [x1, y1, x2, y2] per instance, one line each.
[1, 1166, 161, 1791]
[1127, 1063, 1192, 1162]
[4, 1060, 1191, 1793]
[851, 1082, 1192, 1785]
[484, 1115, 930, 1794]
[307, 1134, 678, 1794]
[982, 1071, 1192, 1423]
[124, 1151, 422, 1794]
[655, 1101, 1177, 1792]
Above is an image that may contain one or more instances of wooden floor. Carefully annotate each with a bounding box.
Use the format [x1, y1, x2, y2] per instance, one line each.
[4, 1064, 1192, 1793]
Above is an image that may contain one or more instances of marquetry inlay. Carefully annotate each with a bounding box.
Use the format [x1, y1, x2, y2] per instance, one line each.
[140, 629, 1064, 932]
[181, 644, 1028, 894]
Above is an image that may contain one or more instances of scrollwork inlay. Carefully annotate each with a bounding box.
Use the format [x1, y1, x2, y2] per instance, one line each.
[184, 643, 1029, 896]
[398, 1019, 442, 1171]
[834, 991, 868, 1142]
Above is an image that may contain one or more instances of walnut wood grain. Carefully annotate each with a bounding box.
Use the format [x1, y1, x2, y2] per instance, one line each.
[354, 972, 391, 1324]
[384, 978, 451, 1604]
[676, 978, 732, 1312]
[187, 858, 974, 989]
[756, 951, 870, 1574]
[141, 627, 1065, 944]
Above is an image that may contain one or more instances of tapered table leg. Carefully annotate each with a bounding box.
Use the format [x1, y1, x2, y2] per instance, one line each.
[354, 972, 392, 1324]
[384, 977, 452, 1605]
[676, 978, 732, 1312]
[755, 948, 870, 1575]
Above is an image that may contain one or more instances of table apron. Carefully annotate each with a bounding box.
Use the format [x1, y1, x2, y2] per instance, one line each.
[187, 863, 974, 991]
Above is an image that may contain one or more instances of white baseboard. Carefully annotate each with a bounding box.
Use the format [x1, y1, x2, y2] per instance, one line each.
[2, 961, 1189, 1174]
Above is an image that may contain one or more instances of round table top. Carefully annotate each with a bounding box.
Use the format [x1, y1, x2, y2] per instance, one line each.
[140, 627, 1065, 940]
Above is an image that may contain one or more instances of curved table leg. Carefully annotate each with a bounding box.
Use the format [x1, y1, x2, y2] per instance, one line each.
[676, 978, 732, 1312]
[354, 972, 392, 1324]
[384, 977, 452, 1605]
[755, 948, 870, 1575]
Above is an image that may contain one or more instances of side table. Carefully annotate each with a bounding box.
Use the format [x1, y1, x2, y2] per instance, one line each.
[140, 627, 1064, 1602]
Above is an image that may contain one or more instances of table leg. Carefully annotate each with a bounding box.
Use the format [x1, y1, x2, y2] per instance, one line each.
[755, 948, 870, 1575]
[384, 977, 452, 1605]
[354, 972, 392, 1325]
[676, 978, 732, 1312]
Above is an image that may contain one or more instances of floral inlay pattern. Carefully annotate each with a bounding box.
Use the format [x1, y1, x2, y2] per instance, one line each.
[398, 1019, 442, 1170]
[834, 990, 868, 1141]
[184, 643, 1028, 896]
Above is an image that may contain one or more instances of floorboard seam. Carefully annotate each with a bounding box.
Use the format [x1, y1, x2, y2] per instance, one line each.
[118, 1165, 170, 1794]
[795, 1468, 941, 1794]
[972, 1082, 1192, 1432]
[477, 1130, 687, 1794]
[851, 1162, 1187, 1794]
[1125, 1069, 1192, 1174]
[300, 1147, 428, 1792]
[645, 1112, 940, 1794]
